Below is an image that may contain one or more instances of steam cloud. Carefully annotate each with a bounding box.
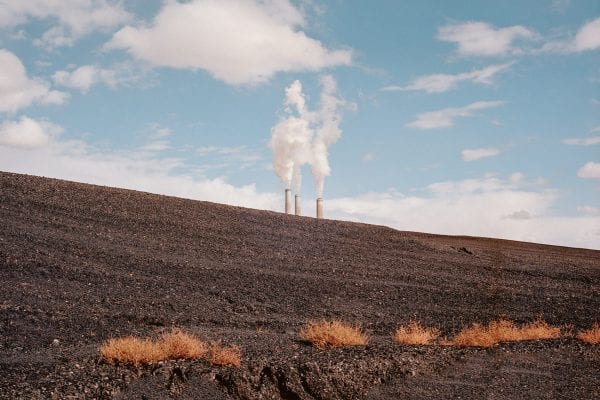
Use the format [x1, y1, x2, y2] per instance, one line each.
[269, 76, 348, 196]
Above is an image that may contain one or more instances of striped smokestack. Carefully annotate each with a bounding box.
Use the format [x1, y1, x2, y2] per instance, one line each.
[295, 194, 301, 216]
[316, 197, 323, 219]
[285, 189, 292, 214]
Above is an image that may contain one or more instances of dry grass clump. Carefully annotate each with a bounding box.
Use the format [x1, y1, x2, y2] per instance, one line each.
[100, 336, 164, 366]
[449, 319, 562, 347]
[577, 323, 600, 344]
[208, 341, 242, 367]
[159, 328, 208, 359]
[300, 320, 368, 349]
[100, 328, 240, 366]
[393, 321, 441, 345]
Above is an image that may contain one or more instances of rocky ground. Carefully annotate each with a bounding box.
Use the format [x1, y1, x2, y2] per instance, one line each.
[1, 171, 598, 399]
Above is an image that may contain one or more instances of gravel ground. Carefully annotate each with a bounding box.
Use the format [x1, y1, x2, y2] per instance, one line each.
[1, 171, 599, 399]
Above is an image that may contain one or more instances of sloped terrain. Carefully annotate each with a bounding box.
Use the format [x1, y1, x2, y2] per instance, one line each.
[0, 171, 599, 399]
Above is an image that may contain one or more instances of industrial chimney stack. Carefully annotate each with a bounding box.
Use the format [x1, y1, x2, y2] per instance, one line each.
[295, 194, 301, 216]
[316, 197, 323, 219]
[285, 189, 292, 214]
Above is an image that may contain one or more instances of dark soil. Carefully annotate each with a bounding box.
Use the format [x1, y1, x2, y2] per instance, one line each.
[1, 171, 599, 399]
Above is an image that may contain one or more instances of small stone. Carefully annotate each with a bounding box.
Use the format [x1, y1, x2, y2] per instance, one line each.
[52, 339, 60, 346]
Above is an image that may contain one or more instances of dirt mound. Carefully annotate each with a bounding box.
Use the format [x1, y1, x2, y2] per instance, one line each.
[1, 171, 599, 399]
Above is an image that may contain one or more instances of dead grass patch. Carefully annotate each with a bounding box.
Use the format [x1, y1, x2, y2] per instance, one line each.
[159, 328, 208, 359]
[300, 320, 368, 349]
[100, 328, 240, 366]
[449, 319, 562, 347]
[577, 323, 600, 344]
[208, 341, 242, 367]
[394, 321, 440, 345]
[100, 336, 164, 366]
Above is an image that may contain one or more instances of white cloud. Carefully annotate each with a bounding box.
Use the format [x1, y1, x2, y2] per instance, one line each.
[562, 136, 600, 146]
[578, 205, 600, 216]
[509, 172, 526, 185]
[542, 17, 600, 53]
[52, 63, 149, 93]
[0, 116, 63, 149]
[577, 162, 600, 179]
[326, 176, 600, 250]
[142, 140, 170, 152]
[105, 0, 352, 85]
[53, 65, 104, 93]
[406, 100, 504, 130]
[437, 21, 537, 57]
[139, 124, 173, 153]
[383, 62, 514, 93]
[461, 147, 500, 161]
[574, 17, 600, 52]
[0, 49, 68, 113]
[0, 0, 131, 48]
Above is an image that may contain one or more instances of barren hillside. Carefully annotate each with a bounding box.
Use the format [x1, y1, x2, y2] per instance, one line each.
[1, 171, 598, 399]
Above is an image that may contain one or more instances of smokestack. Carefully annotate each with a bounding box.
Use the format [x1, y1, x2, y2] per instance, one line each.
[285, 189, 292, 214]
[295, 194, 301, 216]
[316, 197, 323, 219]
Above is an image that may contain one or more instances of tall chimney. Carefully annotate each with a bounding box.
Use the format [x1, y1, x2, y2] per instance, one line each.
[295, 194, 301, 216]
[285, 189, 292, 214]
[316, 197, 323, 219]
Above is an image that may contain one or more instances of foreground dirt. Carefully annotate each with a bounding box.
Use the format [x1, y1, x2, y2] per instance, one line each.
[1, 171, 599, 399]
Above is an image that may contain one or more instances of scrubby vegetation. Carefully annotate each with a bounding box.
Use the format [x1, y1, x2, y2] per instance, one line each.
[448, 319, 562, 347]
[208, 341, 242, 367]
[577, 323, 600, 344]
[300, 320, 368, 348]
[393, 321, 440, 345]
[100, 328, 239, 366]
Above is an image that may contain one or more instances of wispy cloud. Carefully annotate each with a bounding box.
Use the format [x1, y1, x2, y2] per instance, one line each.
[197, 145, 264, 172]
[105, 0, 352, 85]
[461, 147, 500, 161]
[0, 0, 132, 48]
[382, 62, 514, 93]
[407, 100, 504, 130]
[52, 63, 150, 93]
[551, 0, 571, 13]
[541, 16, 600, 53]
[562, 136, 600, 146]
[578, 205, 600, 216]
[437, 21, 537, 57]
[577, 161, 600, 179]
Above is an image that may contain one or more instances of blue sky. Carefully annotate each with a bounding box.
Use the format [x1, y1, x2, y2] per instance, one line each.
[0, 0, 599, 249]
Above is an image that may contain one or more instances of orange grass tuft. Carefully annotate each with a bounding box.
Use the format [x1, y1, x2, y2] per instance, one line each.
[99, 336, 164, 366]
[100, 328, 242, 366]
[393, 321, 441, 345]
[208, 341, 242, 367]
[300, 320, 368, 349]
[577, 323, 600, 344]
[449, 319, 562, 347]
[158, 328, 208, 360]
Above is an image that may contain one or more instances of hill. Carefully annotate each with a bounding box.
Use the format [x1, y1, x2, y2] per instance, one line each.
[1, 171, 598, 399]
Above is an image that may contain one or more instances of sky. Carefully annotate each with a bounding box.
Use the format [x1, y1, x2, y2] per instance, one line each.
[0, 0, 599, 250]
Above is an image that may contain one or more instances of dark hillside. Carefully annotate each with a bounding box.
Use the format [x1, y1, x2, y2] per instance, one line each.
[1, 171, 598, 399]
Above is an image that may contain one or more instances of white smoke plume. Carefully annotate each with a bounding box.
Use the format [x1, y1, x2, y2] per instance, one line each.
[269, 76, 348, 196]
